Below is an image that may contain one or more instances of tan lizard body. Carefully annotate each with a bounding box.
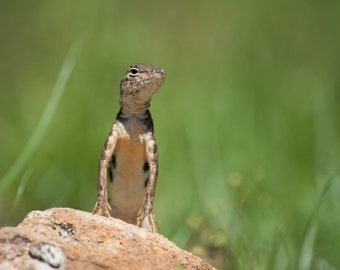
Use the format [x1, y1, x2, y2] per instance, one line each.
[93, 64, 165, 232]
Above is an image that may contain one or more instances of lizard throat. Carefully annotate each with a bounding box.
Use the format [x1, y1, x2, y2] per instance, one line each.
[119, 99, 151, 118]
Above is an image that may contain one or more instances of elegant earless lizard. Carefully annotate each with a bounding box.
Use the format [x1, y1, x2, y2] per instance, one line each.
[93, 64, 165, 233]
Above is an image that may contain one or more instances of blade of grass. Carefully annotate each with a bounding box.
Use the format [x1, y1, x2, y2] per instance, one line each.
[299, 222, 318, 270]
[7, 167, 33, 222]
[0, 40, 82, 192]
[298, 173, 336, 270]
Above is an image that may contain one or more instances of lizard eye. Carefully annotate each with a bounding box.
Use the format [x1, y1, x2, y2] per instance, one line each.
[129, 68, 139, 77]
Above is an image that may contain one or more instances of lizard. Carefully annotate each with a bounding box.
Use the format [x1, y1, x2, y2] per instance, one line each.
[92, 64, 165, 233]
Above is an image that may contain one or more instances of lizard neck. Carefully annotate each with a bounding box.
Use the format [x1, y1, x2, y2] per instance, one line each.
[119, 99, 151, 119]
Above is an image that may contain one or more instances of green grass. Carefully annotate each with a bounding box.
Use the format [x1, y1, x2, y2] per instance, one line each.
[0, 41, 81, 193]
[1, 1, 340, 269]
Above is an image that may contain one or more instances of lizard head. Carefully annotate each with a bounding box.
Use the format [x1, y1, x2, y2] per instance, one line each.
[119, 64, 165, 115]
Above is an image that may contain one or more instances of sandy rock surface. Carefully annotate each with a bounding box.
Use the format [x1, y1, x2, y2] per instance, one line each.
[0, 207, 215, 270]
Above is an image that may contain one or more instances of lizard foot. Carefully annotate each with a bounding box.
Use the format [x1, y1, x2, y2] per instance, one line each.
[136, 207, 158, 233]
[92, 197, 112, 217]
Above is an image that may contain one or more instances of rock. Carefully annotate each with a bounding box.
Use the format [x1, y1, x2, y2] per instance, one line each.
[0, 208, 216, 270]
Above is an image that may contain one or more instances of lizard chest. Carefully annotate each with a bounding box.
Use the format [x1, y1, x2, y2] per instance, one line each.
[112, 138, 148, 184]
[108, 135, 149, 214]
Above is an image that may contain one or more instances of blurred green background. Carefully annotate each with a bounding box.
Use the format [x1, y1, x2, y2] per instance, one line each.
[1, 1, 340, 269]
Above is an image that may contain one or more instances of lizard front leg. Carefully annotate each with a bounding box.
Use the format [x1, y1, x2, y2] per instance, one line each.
[137, 132, 159, 232]
[93, 123, 119, 217]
